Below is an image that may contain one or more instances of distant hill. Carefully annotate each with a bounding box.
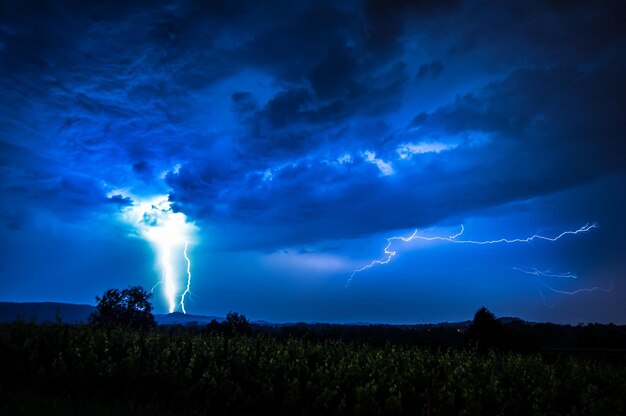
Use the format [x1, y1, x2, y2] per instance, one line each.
[155, 312, 223, 326]
[0, 301, 224, 326]
[0, 302, 95, 324]
[0, 301, 517, 328]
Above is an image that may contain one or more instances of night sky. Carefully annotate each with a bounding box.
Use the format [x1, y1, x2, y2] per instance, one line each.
[1, 0, 625, 323]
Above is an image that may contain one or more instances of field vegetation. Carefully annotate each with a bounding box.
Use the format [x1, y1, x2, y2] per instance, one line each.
[1, 318, 625, 415]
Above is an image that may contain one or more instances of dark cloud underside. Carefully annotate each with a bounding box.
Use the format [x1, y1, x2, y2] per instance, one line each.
[0, 0, 625, 249]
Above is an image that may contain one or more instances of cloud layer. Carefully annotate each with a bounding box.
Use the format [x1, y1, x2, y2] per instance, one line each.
[1, 1, 626, 321]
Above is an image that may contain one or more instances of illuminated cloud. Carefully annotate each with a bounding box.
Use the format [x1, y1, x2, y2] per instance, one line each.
[396, 142, 457, 159]
[337, 153, 353, 164]
[362, 151, 394, 176]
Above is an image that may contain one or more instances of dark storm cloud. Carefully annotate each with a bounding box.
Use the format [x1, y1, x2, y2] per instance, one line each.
[0, 140, 114, 227]
[361, 0, 461, 54]
[165, 1, 626, 249]
[231, 92, 257, 114]
[416, 64, 626, 188]
[108, 194, 133, 207]
[1, 0, 625, 250]
[133, 161, 154, 183]
[415, 61, 444, 80]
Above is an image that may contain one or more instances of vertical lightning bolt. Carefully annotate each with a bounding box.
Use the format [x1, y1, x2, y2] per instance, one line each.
[160, 247, 178, 313]
[179, 242, 192, 314]
[348, 223, 597, 286]
[117, 194, 197, 314]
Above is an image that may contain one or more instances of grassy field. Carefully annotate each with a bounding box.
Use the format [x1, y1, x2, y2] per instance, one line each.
[1, 322, 625, 415]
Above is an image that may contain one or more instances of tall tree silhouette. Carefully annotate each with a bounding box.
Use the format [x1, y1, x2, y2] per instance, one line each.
[90, 286, 155, 330]
[466, 307, 505, 351]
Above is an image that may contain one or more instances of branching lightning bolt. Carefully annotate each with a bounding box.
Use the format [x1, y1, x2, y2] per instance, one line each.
[348, 223, 597, 286]
[151, 274, 165, 293]
[347, 227, 463, 286]
[540, 282, 613, 295]
[179, 242, 192, 314]
[512, 267, 579, 279]
[513, 266, 612, 298]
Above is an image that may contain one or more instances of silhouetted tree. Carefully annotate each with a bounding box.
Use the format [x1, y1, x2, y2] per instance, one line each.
[204, 313, 252, 336]
[224, 312, 252, 336]
[466, 307, 505, 351]
[89, 286, 156, 330]
[206, 319, 222, 333]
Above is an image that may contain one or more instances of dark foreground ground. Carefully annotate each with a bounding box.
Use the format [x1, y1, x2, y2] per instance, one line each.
[1, 321, 626, 415]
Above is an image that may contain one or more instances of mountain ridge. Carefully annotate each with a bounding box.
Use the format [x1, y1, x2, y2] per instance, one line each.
[0, 301, 527, 327]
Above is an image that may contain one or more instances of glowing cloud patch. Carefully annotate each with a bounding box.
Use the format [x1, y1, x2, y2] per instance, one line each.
[362, 150, 394, 176]
[396, 141, 457, 159]
[119, 195, 197, 313]
[263, 249, 350, 273]
[337, 153, 353, 164]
